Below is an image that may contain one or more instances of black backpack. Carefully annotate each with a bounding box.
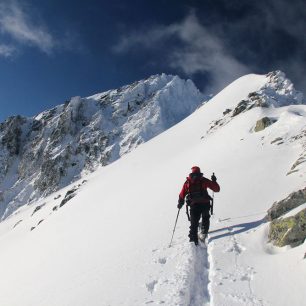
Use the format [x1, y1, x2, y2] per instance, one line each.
[186, 174, 212, 205]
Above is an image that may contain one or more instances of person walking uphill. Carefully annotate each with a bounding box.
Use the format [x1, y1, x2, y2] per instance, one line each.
[178, 166, 220, 245]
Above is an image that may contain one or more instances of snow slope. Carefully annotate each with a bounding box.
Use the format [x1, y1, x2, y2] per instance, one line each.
[0, 72, 305, 306]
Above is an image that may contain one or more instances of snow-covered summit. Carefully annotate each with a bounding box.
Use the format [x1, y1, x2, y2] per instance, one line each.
[87, 73, 205, 155]
[0, 74, 205, 219]
[264, 70, 304, 106]
[203, 71, 305, 136]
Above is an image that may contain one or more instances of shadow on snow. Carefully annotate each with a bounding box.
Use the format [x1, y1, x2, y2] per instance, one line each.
[208, 217, 266, 242]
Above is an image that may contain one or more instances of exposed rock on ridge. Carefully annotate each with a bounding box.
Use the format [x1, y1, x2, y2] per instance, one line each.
[269, 209, 306, 247]
[267, 187, 306, 221]
[267, 188, 306, 248]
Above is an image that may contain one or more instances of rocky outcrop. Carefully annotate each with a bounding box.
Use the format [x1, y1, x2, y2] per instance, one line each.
[59, 187, 78, 207]
[267, 188, 306, 220]
[287, 128, 306, 175]
[232, 100, 249, 117]
[268, 209, 306, 247]
[232, 94, 268, 117]
[287, 156, 306, 175]
[254, 117, 277, 132]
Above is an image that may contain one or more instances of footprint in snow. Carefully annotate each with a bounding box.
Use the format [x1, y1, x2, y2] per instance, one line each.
[225, 244, 244, 254]
[240, 274, 252, 282]
[222, 275, 229, 280]
[158, 257, 167, 264]
[225, 236, 246, 254]
[146, 280, 158, 294]
[146, 301, 164, 305]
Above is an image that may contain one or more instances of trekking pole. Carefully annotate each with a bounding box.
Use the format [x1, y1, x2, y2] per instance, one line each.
[185, 203, 190, 221]
[211, 191, 214, 215]
[169, 209, 181, 248]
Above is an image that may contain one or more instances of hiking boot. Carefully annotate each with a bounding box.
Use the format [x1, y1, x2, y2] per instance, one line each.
[199, 232, 207, 241]
[189, 237, 199, 246]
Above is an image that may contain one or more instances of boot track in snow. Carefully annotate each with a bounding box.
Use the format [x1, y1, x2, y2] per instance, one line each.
[188, 241, 212, 306]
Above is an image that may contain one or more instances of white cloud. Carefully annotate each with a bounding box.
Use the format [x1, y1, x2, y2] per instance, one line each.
[113, 12, 250, 93]
[0, 0, 55, 54]
[0, 44, 15, 57]
[167, 13, 250, 92]
[113, 24, 177, 53]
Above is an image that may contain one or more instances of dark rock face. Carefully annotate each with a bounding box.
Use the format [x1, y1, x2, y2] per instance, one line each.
[267, 188, 306, 221]
[269, 209, 306, 247]
[0, 115, 26, 155]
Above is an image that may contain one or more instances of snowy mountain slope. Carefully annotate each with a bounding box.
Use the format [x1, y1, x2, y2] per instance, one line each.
[0, 74, 204, 220]
[0, 71, 305, 306]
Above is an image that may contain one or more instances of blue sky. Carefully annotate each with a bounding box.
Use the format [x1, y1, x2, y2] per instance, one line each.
[0, 0, 305, 122]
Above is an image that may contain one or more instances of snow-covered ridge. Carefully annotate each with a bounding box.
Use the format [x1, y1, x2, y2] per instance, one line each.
[205, 71, 305, 136]
[0, 74, 205, 220]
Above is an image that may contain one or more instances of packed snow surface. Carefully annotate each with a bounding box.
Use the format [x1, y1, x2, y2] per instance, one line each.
[0, 72, 305, 305]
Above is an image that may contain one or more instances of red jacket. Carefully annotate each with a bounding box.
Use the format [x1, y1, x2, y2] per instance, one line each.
[179, 176, 220, 201]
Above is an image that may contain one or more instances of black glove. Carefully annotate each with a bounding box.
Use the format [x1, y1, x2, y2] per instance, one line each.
[211, 173, 217, 182]
[177, 198, 184, 209]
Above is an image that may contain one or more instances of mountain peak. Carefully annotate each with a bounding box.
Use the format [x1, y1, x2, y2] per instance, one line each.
[228, 71, 304, 115]
[199, 71, 305, 138]
[265, 70, 304, 106]
[0, 74, 205, 219]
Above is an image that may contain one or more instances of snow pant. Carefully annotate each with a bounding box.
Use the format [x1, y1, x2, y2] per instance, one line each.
[189, 204, 211, 243]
